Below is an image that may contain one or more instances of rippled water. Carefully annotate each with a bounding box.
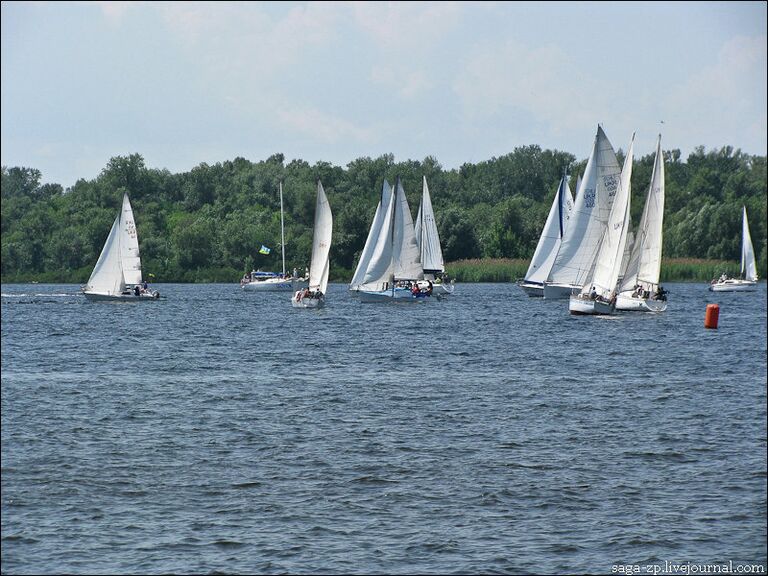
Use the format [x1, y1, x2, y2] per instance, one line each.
[2, 283, 766, 574]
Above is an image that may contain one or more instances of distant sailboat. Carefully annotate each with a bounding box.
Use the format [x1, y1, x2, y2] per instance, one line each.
[415, 176, 454, 296]
[569, 133, 634, 315]
[517, 173, 574, 297]
[543, 126, 621, 299]
[358, 177, 432, 303]
[616, 134, 668, 311]
[292, 180, 332, 308]
[709, 206, 759, 292]
[242, 182, 306, 292]
[83, 193, 160, 301]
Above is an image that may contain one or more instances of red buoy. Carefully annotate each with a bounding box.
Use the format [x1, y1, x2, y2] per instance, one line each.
[705, 303, 720, 329]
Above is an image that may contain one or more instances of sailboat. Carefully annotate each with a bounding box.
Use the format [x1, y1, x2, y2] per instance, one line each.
[569, 133, 634, 315]
[709, 206, 759, 292]
[82, 193, 160, 301]
[242, 181, 306, 292]
[543, 126, 621, 299]
[616, 134, 668, 311]
[292, 180, 332, 308]
[358, 176, 431, 303]
[517, 172, 574, 297]
[415, 176, 454, 296]
[349, 179, 393, 292]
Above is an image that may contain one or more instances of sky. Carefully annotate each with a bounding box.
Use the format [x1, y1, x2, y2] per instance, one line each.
[1, 1, 766, 189]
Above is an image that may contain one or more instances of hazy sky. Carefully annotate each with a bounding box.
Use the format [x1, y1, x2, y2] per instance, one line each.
[2, 1, 766, 189]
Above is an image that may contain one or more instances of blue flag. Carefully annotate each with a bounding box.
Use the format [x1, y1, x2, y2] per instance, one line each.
[259, 245, 271, 255]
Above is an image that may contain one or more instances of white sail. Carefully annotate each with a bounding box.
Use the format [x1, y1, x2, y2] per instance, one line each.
[548, 126, 621, 287]
[309, 180, 333, 294]
[392, 177, 423, 281]
[619, 134, 665, 293]
[415, 176, 445, 273]
[584, 133, 634, 298]
[361, 181, 396, 289]
[524, 175, 574, 284]
[119, 193, 143, 286]
[85, 215, 125, 296]
[350, 180, 392, 290]
[742, 206, 758, 281]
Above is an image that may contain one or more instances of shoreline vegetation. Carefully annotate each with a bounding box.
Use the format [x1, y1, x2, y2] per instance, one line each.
[1, 258, 748, 285]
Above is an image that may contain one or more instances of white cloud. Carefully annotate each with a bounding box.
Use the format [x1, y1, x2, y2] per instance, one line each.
[95, 1, 131, 24]
[276, 105, 374, 144]
[667, 34, 767, 151]
[452, 38, 599, 135]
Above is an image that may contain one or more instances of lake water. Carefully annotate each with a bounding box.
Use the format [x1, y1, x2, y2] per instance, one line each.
[2, 282, 766, 575]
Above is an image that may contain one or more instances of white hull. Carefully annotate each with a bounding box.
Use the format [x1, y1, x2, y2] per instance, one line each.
[569, 295, 615, 315]
[615, 292, 667, 312]
[84, 290, 160, 302]
[242, 278, 306, 291]
[543, 283, 579, 300]
[358, 287, 431, 303]
[517, 281, 544, 297]
[431, 282, 455, 296]
[291, 291, 325, 308]
[709, 279, 757, 292]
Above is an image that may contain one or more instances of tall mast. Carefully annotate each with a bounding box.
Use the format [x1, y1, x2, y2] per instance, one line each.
[279, 181, 286, 276]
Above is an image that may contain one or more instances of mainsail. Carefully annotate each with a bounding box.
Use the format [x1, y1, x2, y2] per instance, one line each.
[742, 206, 758, 282]
[309, 180, 333, 294]
[120, 193, 143, 286]
[619, 135, 665, 293]
[547, 126, 621, 287]
[583, 134, 634, 299]
[414, 176, 445, 274]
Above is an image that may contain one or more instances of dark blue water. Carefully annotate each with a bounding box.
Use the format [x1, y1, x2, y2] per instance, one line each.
[2, 283, 766, 575]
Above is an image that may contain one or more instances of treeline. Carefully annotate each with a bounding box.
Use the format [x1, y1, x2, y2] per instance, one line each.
[1, 145, 766, 283]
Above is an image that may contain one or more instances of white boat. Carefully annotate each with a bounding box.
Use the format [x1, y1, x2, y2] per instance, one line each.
[358, 177, 432, 303]
[709, 206, 759, 292]
[82, 193, 160, 302]
[415, 176, 454, 296]
[349, 179, 393, 293]
[242, 182, 306, 292]
[569, 132, 634, 315]
[544, 126, 621, 299]
[518, 173, 574, 297]
[292, 180, 332, 309]
[616, 134, 668, 311]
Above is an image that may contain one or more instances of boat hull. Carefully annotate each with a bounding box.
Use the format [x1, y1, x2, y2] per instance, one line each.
[83, 290, 160, 302]
[242, 278, 307, 291]
[358, 287, 430, 303]
[517, 281, 544, 298]
[709, 280, 757, 292]
[291, 291, 325, 308]
[569, 295, 615, 315]
[543, 283, 579, 300]
[615, 292, 667, 312]
[431, 282, 455, 296]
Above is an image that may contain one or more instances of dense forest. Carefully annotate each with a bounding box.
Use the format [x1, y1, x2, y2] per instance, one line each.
[1, 144, 766, 283]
